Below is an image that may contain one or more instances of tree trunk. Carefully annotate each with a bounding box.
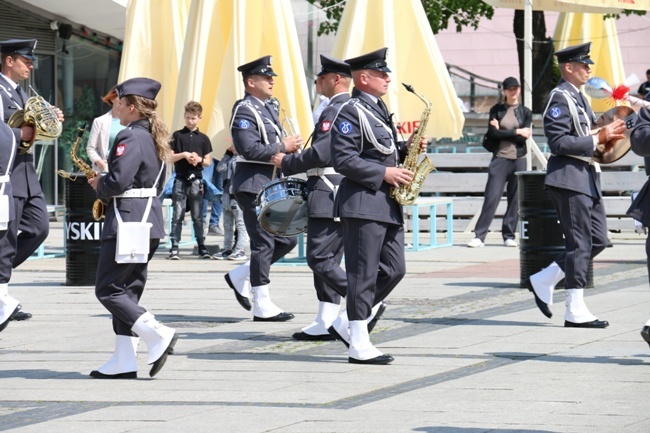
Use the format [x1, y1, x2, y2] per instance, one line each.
[514, 10, 555, 114]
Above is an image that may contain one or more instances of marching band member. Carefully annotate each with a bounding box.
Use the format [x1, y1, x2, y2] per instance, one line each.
[329, 48, 423, 364]
[0, 103, 20, 333]
[529, 42, 626, 327]
[88, 77, 177, 378]
[628, 99, 650, 347]
[224, 55, 302, 322]
[0, 39, 64, 322]
[272, 55, 351, 340]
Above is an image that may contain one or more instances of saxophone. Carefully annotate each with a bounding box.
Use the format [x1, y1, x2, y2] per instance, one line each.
[7, 88, 63, 154]
[56, 122, 107, 221]
[390, 83, 435, 206]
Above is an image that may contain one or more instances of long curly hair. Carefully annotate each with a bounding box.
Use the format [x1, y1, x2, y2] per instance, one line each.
[123, 94, 172, 163]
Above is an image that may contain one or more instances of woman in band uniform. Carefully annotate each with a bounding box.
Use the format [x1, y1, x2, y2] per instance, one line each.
[88, 77, 177, 379]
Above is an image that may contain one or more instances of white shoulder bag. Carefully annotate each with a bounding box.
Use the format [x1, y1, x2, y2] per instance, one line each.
[113, 163, 164, 264]
[0, 132, 17, 231]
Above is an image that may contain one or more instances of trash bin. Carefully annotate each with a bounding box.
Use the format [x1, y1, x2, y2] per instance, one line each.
[517, 171, 593, 289]
[65, 174, 102, 286]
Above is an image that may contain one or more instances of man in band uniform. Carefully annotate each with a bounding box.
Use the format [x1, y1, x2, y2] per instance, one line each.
[329, 47, 423, 364]
[0, 39, 64, 322]
[529, 42, 627, 328]
[272, 55, 387, 341]
[224, 55, 303, 321]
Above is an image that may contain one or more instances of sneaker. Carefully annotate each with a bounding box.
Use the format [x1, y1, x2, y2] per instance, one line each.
[168, 248, 180, 260]
[227, 250, 247, 261]
[214, 249, 232, 260]
[198, 245, 212, 259]
[504, 239, 518, 247]
[208, 226, 224, 236]
[467, 238, 484, 248]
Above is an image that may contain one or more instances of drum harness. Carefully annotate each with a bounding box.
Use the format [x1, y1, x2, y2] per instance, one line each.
[542, 87, 600, 171]
[229, 100, 278, 169]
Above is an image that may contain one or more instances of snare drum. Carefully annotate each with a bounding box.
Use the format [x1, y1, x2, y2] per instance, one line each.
[255, 177, 308, 236]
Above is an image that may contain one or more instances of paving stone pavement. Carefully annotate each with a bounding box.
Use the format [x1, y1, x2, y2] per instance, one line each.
[1, 222, 650, 433]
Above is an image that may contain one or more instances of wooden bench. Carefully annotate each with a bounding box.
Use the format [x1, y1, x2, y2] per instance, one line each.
[416, 151, 647, 233]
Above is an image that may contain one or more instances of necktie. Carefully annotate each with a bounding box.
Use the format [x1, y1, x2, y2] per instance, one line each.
[377, 99, 389, 119]
[578, 92, 588, 110]
[15, 85, 25, 105]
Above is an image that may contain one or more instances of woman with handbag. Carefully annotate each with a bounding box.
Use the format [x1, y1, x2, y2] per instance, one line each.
[468, 77, 532, 248]
[88, 77, 177, 379]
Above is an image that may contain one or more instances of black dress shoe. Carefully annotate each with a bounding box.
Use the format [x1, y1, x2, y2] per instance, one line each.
[0, 305, 21, 333]
[564, 319, 609, 328]
[641, 326, 650, 348]
[11, 310, 32, 321]
[253, 312, 295, 322]
[89, 370, 137, 379]
[149, 333, 178, 378]
[327, 325, 350, 348]
[224, 274, 251, 311]
[367, 303, 387, 333]
[348, 354, 394, 365]
[292, 331, 335, 341]
[526, 283, 552, 319]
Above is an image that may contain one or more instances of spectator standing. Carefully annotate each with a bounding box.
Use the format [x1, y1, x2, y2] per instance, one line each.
[202, 156, 224, 236]
[168, 101, 213, 260]
[467, 77, 532, 248]
[214, 146, 248, 261]
[86, 85, 125, 172]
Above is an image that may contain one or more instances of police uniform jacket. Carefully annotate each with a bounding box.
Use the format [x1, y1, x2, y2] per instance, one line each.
[96, 119, 165, 241]
[281, 92, 350, 219]
[0, 74, 41, 199]
[0, 120, 16, 222]
[487, 102, 532, 158]
[330, 88, 407, 225]
[627, 107, 650, 225]
[230, 93, 285, 195]
[543, 79, 600, 198]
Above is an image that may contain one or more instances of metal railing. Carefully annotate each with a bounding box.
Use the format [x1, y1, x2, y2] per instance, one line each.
[446, 63, 502, 113]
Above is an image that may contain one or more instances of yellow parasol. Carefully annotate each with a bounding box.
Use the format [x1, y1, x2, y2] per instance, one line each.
[118, 0, 191, 127]
[173, 0, 314, 156]
[331, 0, 464, 140]
[553, 13, 626, 113]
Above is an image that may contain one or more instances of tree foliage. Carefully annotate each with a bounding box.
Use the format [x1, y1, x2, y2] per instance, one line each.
[307, 0, 494, 35]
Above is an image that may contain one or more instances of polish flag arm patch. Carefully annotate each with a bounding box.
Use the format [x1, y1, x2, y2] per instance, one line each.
[115, 143, 126, 157]
[321, 120, 331, 132]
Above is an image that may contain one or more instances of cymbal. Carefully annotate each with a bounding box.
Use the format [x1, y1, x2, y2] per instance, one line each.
[592, 106, 635, 164]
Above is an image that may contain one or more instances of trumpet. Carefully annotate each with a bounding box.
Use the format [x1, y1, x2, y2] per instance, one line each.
[268, 97, 299, 137]
[281, 108, 299, 137]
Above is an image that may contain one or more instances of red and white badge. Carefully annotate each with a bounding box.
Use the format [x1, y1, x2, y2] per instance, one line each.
[115, 143, 126, 157]
[321, 120, 331, 132]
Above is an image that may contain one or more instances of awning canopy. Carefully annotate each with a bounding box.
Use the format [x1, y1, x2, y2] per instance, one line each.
[483, 0, 620, 13]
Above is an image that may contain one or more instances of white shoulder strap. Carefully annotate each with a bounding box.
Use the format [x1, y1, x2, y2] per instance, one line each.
[114, 162, 164, 224]
[229, 100, 281, 146]
[0, 132, 16, 196]
[352, 100, 396, 155]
